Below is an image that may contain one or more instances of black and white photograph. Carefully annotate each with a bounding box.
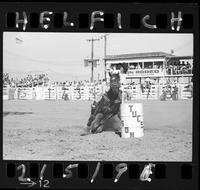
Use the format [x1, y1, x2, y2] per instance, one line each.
[3, 32, 193, 161]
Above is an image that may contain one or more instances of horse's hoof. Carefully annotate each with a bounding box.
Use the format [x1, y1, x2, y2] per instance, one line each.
[80, 132, 91, 136]
[80, 128, 91, 136]
[115, 131, 121, 137]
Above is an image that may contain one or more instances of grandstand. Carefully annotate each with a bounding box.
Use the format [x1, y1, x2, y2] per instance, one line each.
[105, 51, 193, 84]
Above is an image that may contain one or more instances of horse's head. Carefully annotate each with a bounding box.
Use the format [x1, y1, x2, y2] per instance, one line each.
[109, 72, 120, 95]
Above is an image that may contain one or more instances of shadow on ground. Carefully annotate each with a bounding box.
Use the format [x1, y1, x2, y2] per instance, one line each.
[3, 111, 33, 117]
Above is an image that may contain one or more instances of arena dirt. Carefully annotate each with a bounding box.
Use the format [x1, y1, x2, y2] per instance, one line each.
[3, 100, 192, 161]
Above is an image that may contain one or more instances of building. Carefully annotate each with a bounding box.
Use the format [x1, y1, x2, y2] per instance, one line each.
[105, 52, 193, 84]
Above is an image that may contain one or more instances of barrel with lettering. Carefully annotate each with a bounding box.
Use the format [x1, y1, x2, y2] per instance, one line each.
[120, 103, 144, 138]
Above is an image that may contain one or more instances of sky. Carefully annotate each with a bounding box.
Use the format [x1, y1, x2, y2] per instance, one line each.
[3, 32, 193, 82]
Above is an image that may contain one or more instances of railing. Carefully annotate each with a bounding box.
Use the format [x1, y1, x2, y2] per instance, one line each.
[3, 83, 193, 101]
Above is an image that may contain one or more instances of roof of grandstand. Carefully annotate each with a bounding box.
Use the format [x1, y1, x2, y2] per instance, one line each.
[166, 55, 193, 60]
[105, 52, 174, 60]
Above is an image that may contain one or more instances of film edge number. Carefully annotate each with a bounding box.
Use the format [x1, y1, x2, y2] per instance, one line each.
[9, 162, 156, 188]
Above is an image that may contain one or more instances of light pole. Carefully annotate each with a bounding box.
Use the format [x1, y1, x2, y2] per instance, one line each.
[86, 38, 100, 82]
[100, 34, 109, 81]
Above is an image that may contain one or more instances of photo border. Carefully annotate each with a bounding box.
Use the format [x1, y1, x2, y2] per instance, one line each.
[0, 2, 199, 189]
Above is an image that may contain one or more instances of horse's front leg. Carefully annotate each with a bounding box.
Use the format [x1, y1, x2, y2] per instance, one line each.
[93, 124, 104, 133]
[90, 113, 104, 134]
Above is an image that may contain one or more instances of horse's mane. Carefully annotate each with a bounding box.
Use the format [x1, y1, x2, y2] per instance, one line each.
[107, 73, 121, 101]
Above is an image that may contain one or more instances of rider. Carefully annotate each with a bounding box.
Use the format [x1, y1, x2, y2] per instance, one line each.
[145, 77, 151, 89]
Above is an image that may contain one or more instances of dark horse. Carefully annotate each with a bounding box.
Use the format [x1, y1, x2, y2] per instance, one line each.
[81, 73, 122, 135]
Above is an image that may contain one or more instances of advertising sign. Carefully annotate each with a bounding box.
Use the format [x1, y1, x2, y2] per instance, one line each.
[127, 69, 164, 77]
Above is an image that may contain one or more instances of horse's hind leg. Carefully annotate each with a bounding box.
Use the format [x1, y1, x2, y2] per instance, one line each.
[103, 114, 122, 133]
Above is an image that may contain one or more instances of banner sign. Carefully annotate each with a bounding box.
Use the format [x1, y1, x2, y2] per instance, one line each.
[127, 69, 164, 77]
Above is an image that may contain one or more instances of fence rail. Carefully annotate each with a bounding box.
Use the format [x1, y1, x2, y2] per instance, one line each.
[3, 84, 193, 101]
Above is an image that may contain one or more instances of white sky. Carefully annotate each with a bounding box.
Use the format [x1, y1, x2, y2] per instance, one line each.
[3, 32, 193, 82]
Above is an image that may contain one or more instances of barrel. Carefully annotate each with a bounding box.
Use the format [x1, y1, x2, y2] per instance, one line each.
[120, 103, 144, 138]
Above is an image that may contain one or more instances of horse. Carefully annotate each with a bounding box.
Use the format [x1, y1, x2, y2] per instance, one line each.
[81, 73, 122, 136]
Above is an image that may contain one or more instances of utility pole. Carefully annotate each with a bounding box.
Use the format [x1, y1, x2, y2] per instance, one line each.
[100, 34, 109, 81]
[86, 38, 100, 82]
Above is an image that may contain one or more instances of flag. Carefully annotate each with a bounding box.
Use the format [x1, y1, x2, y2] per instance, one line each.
[16, 37, 23, 44]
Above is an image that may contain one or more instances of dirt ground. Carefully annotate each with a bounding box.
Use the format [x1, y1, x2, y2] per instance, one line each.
[3, 99, 192, 161]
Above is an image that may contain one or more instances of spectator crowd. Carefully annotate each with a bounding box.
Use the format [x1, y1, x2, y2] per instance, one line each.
[3, 73, 107, 88]
[3, 73, 49, 87]
[51, 79, 106, 88]
[165, 61, 192, 75]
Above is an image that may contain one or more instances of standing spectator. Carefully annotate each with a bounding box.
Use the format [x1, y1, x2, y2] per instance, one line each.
[172, 84, 178, 100]
[160, 87, 167, 101]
